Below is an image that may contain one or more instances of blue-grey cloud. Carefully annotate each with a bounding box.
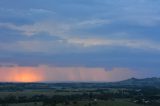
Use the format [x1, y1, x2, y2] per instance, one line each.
[0, 0, 160, 81]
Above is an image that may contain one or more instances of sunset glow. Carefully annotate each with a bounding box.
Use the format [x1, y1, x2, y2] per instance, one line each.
[0, 65, 139, 82]
[12, 71, 43, 82]
[0, 66, 44, 82]
[0, 0, 160, 82]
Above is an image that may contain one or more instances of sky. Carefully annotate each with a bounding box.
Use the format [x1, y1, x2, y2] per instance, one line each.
[0, 0, 160, 82]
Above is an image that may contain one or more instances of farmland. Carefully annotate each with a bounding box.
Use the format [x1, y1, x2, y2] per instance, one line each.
[0, 81, 160, 106]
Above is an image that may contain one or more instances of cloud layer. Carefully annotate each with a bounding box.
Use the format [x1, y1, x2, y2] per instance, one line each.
[0, 0, 160, 81]
[0, 65, 146, 82]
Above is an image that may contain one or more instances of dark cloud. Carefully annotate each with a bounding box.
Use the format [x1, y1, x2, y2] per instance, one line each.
[0, 0, 160, 80]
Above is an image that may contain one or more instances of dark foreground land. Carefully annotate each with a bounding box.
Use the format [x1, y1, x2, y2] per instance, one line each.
[0, 78, 160, 106]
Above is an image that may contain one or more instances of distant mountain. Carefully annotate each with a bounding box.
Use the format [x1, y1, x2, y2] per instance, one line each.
[111, 77, 160, 88]
[1, 77, 160, 89]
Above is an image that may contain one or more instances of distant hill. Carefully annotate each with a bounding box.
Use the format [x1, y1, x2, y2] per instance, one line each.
[0, 77, 160, 90]
[110, 77, 160, 88]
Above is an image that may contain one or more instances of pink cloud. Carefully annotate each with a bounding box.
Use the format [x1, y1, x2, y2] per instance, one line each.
[0, 65, 136, 82]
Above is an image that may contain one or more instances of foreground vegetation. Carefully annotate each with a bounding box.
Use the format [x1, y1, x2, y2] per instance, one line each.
[1, 99, 144, 106]
[0, 83, 160, 106]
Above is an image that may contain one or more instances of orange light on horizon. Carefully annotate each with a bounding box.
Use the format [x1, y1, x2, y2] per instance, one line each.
[0, 66, 44, 82]
[13, 71, 43, 82]
[0, 65, 135, 82]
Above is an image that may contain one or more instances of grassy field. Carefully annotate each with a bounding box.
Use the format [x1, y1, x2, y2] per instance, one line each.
[1, 99, 144, 106]
[0, 88, 125, 98]
[1, 99, 145, 106]
[0, 90, 83, 99]
[0, 83, 159, 106]
[57, 100, 144, 106]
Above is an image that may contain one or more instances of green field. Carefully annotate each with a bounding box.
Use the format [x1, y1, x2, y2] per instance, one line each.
[1, 99, 144, 106]
[0, 83, 160, 106]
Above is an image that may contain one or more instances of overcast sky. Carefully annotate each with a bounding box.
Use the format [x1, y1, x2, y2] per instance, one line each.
[0, 0, 160, 82]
